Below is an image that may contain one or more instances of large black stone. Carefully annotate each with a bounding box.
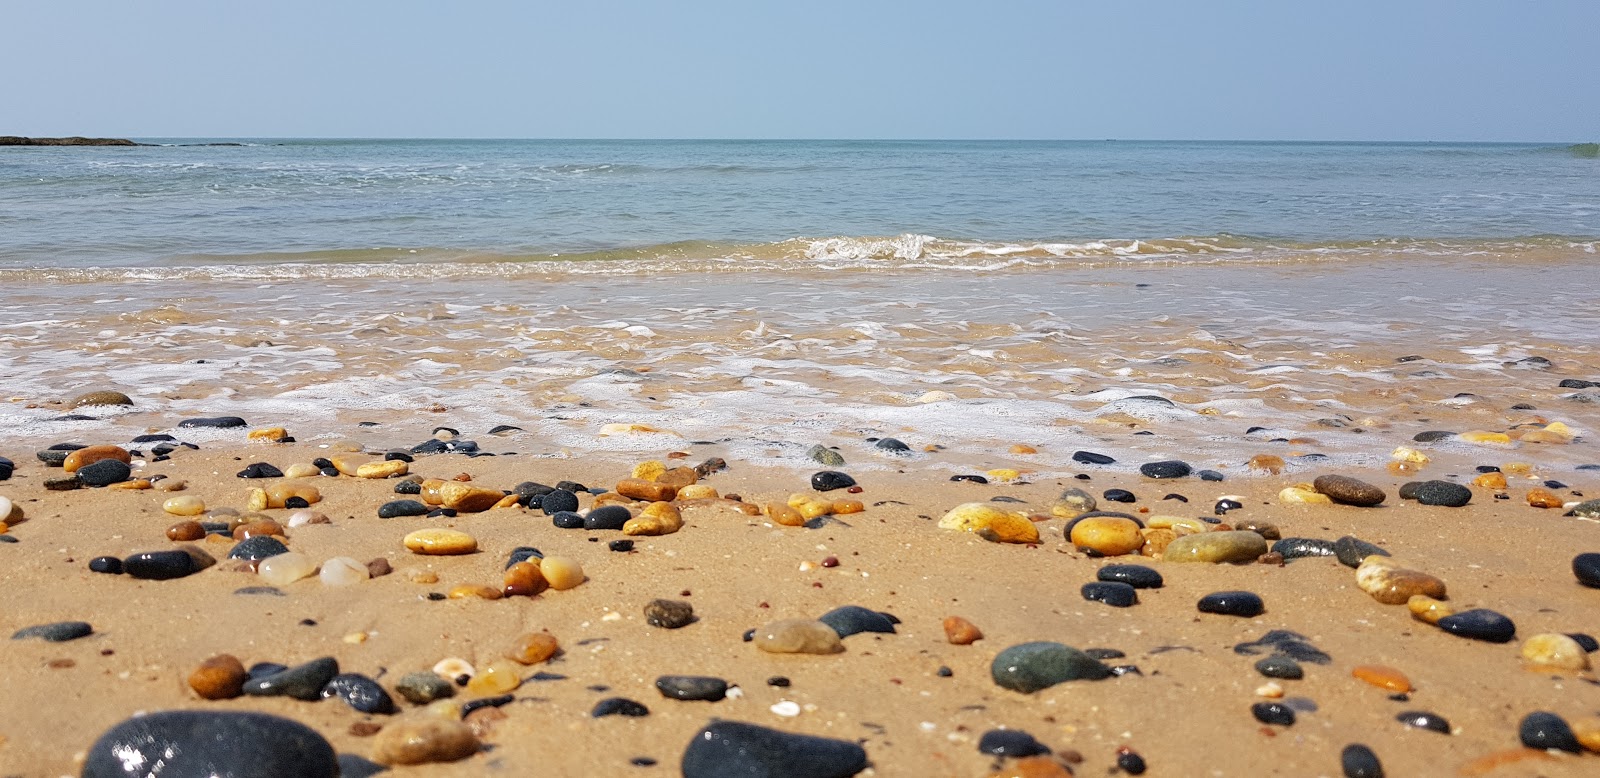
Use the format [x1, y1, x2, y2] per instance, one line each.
[1340, 744, 1384, 778]
[583, 505, 632, 530]
[11, 621, 93, 642]
[1273, 537, 1338, 559]
[83, 710, 337, 778]
[0, 455, 12, 481]
[1097, 564, 1163, 589]
[1519, 711, 1581, 753]
[236, 462, 283, 479]
[1573, 552, 1600, 588]
[178, 416, 248, 428]
[77, 459, 131, 487]
[818, 605, 898, 638]
[681, 720, 868, 778]
[1139, 460, 1191, 479]
[123, 550, 202, 580]
[1334, 536, 1390, 568]
[1071, 450, 1116, 465]
[810, 471, 856, 492]
[1436, 609, 1516, 643]
[1409, 480, 1472, 507]
[655, 675, 729, 702]
[539, 489, 579, 514]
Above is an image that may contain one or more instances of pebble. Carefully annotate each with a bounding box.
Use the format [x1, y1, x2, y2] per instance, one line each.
[320, 556, 370, 586]
[124, 547, 214, 580]
[237, 462, 284, 479]
[1334, 535, 1390, 568]
[680, 720, 868, 778]
[83, 711, 338, 778]
[874, 437, 910, 453]
[88, 556, 123, 574]
[378, 499, 429, 518]
[1574, 552, 1600, 588]
[1097, 564, 1163, 588]
[1405, 480, 1472, 507]
[257, 552, 316, 585]
[371, 718, 480, 765]
[645, 598, 696, 629]
[1139, 460, 1191, 479]
[1340, 744, 1384, 778]
[11, 620, 93, 642]
[1436, 609, 1516, 643]
[1272, 537, 1337, 559]
[819, 605, 898, 637]
[243, 656, 340, 700]
[1068, 516, 1144, 556]
[1080, 581, 1138, 607]
[0, 456, 11, 481]
[404, 529, 478, 555]
[624, 502, 684, 535]
[321, 673, 396, 714]
[1102, 488, 1136, 503]
[754, 619, 845, 654]
[1278, 484, 1332, 504]
[1573, 716, 1600, 754]
[229, 535, 290, 561]
[165, 520, 205, 541]
[1197, 591, 1265, 617]
[1255, 656, 1303, 679]
[1312, 475, 1386, 506]
[467, 659, 524, 694]
[179, 416, 248, 428]
[592, 697, 650, 717]
[1519, 712, 1581, 753]
[1163, 531, 1267, 563]
[1232, 630, 1332, 664]
[1072, 450, 1115, 465]
[76, 458, 130, 486]
[1407, 595, 1454, 625]
[71, 390, 133, 407]
[541, 556, 585, 590]
[188, 653, 248, 699]
[62, 445, 131, 473]
[395, 671, 455, 704]
[1252, 702, 1295, 726]
[1396, 710, 1451, 733]
[943, 616, 984, 645]
[938, 503, 1039, 544]
[1351, 665, 1411, 692]
[584, 504, 633, 530]
[990, 641, 1112, 693]
[977, 728, 1050, 757]
[502, 561, 548, 597]
[1520, 633, 1590, 672]
[655, 675, 729, 701]
[1356, 557, 1447, 604]
[509, 632, 560, 664]
[540, 488, 580, 514]
[1049, 487, 1097, 518]
[551, 510, 585, 529]
[811, 471, 857, 492]
[1526, 488, 1564, 508]
[808, 445, 846, 466]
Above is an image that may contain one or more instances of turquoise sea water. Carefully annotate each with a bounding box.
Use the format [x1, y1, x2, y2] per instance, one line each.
[0, 139, 1595, 272]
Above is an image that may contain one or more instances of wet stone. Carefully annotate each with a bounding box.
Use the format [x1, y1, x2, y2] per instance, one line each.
[645, 599, 695, 629]
[1252, 702, 1295, 726]
[755, 620, 844, 655]
[244, 656, 340, 701]
[1520, 711, 1582, 753]
[1273, 538, 1338, 559]
[680, 720, 868, 778]
[991, 641, 1112, 693]
[1437, 609, 1516, 643]
[88, 556, 123, 574]
[11, 621, 93, 642]
[124, 549, 204, 580]
[539, 489, 579, 514]
[394, 671, 454, 704]
[1396, 711, 1451, 734]
[1139, 460, 1191, 479]
[378, 500, 428, 518]
[584, 505, 632, 530]
[818, 605, 898, 638]
[977, 729, 1050, 757]
[1340, 744, 1384, 778]
[1102, 488, 1136, 503]
[83, 711, 337, 778]
[592, 697, 650, 717]
[322, 673, 396, 714]
[1072, 450, 1115, 465]
[1232, 630, 1331, 663]
[371, 718, 479, 766]
[1408, 480, 1472, 507]
[1255, 656, 1304, 679]
[1081, 581, 1138, 608]
[1573, 553, 1600, 588]
[229, 535, 290, 561]
[808, 445, 845, 466]
[811, 471, 856, 492]
[874, 437, 910, 453]
[77, 459, 130, 487]
[1335, 536, 1390, 568]
[1197, 591, 1264, 617]
[1197, 470, 1224, 481]
[1313, 475, 1386, 506]
[1412, 430, 1455, 442]
[179, 416, 248, 428]
[1097, 564, 1163, 589]
[237, 462, 284, 479]
[1165, 531, 1267, 563]
[655, 675, 728, 702]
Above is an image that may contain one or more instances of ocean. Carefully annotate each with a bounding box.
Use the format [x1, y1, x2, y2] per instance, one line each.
[2, 139, 1596, 473]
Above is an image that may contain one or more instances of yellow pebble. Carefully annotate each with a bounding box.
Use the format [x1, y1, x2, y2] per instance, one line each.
[1145, 515, 1210, 536]
[108, 479, 151, 491]
[986, 468, 1021, 482]
[163, 495, 206, 516]
[245, 488, 269, 512]
[247, 427, 287, 442]
[330, 454, 374, 475]
[466, 659, 523, 694]
[447, 584, 502, 600]
[764, 502, 806, 527]
[1472, 472, 1507, 489]
[830, 499, 864, 514]
[676, 484, 718, 500]
[1459, 430, 1512, 445]
[540, 556, 585, 590]
[1010, 444, 1037, 454]
[1502, 462, 1534, 476]
[1407, 594, 1454, 625]
[631, 460, 667, 481]
[357, 460, 409, 479]
[1279, 485, 1333, 505]
[283, 463, 321, 478]
[1391, 446, 1430, 463]
[623, 502, 684, 536]
[938, 503, 1039, 544]
[404, 529, 479, 555]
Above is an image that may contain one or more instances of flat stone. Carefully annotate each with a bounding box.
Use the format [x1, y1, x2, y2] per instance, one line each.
[11, 620, 92, 642]
[810, 471, 856, 492]
[1164, 531, 1267, 563]
[229, 535, 290, 561]
[818, 605, 898, 638]
[655, 675, 728, 701]
[403, 528, 478, 555]
[645, 598, 695, 629]
[1351, 665, 1411, 692]
[1255, 656, 1303, 679]
[243, 656, 340, 700]
[1412, 430, 1455, 442]
[1273, 537, 1338, 559]
[1408, 480, 1472, 507]
[63, 445, 131, 473]
[681, 719, 868, 778]
[1197, 591, 1265, 617]
[1139, 460, 1191, 479]
[1334, 536, 1390, 568]
[1102, 488, 1136, 503]
[178, 416, 248, 428]
[322, 673, 396, 714]
[1081, 581, 1138, 607]
[83, 711, 337, 778]
[1252, 702, 1295, 726]
[1396, 711, 1451, 734]
[1313, 475, 1386, 506]
[123, 549, 207, 580]
[990, 641, 1112, 693]
[977, 728, 1050, 757]
[754, 619, 844, 655]
[1072, 450, 1115, 465]
[394, 671, 454, 704]
[76, 459, 130, 487]
[1340, 744, 1384, 778]
[378, 499, 429, 518]
[1437, 609, 1516, 643]
[71, 390, 133, 407]
[592, 697, 650, 717]
[1574, 553, 1600, 588]
[88, 556, 123, 574]
[237, 462, 284, 479]
[1097, 564, 1163, 589]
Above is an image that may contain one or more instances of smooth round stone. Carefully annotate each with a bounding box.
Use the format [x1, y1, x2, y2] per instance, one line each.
[584, 505, 632, 530]
[1198, 470, 1225, 481]
[0, 456, 12, 481]
[808, 445, 846, 466]
[179, 416, 248, 428]
[1340, 744, 1384, 778]
[680, 720, 868, 778]
[11, 620, 92, 642]
[322, 673, 396, 714]
[592, 697, 650, 717]
[645, 598, 696, 629]
[83, 711, 337, 778]
[394, 671, 454, 704]
[320, 556, 370, 586]
[243, 656, 340, 700]
[990, 641, 1111, 693]
[1097, 564, 1163, 589]
[404, 528, 478, 555]
[229, 535, 290, 561]
[977, 728, 1050, 757]
[818, 605, 898, 638]
[1255, 656, 1304, 679]
[378, 499, 428, 518]
[88, 556, 123, 574]
[1050, 487, 1097, 518]
[1072, 450, 1116, 465]
[1409, 480, 1472, 507]
[1574, 553, 1600, 588]
[810, 471, 857, 492]
[1198, 591, 1265, 617]
[1520, 711, 1581, 753]
[1520, 633, 1591, 672]
[1164, 531, 1268, 563]
[1356, 558, 1447, 605]
[62, 445, 131, 474]
[1396, 711, 1451, 733]
[371, 718, 480, 765]
[1437, 609, 1516, 643]
[257, 552, 316, 585]
[874, 437, 910, 453]
[1334, 536, 1390, 568]
[755, 619, 844, 655]
[1081, 581, 1138, 607]
[77, 458, 130, 487]
[1413, 430, 1455, 442]
[1102, 488, 1136, 503]
[1069, 517, 1144, 556]
[1273, 537, 1338, 559]
[539, 488, 579, 514]
[71, 390, 133, 407]
[541, 556, 585, 590]
[188, 654, 248, 700]
[551, 510, 584, 529]
[1313, 475, 1386, 506]
[1139, 460, 1191, 479]
[1252, 702, 1295, 726]
[123, 549, 202, 580]
[655, 675, 729, 701]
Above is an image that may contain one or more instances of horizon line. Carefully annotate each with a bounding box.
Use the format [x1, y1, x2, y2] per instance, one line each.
[6, 134, 1593, 146]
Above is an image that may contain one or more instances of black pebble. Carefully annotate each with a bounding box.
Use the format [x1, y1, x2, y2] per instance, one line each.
[818, 605, 898, 637]
[377, 499, 428, 518]
[236, 462, 283, 479]
[410, 439, 448, 454]
[551, 510, 585, 529]
[77, 459, 131, 487]
[654, 675, 729, 702]
[83, 711, 337, 778]
[1214, 498, 1243, 514]
[1334, 535, 1389, 568]
[89, 556, 123, 574]
[1255, 656, 1304, 679]
[384, 451, 413, 462]
[1117, 749, 1148, 775]
[229, 535, 290, 561]
[1436, 609, 1516, 643]
[950, 474, 988, 484]
[1273, 537, 1338, 559]
[645, 599, 695, 629]
[1198, 591, 1264, 617]
[1198, 470, 1224, 481]
[936, 666, 952, 677]
[283, 496, 309, 509]
[1340, 744, 1384, 777]
[1139, 460, 1191, 479]
[811, 471, 857, 491]
[976, 728, 1050, 757]
[1409, 480, 1472, 507]
[1102, 488, 1136, 503]
[1395, 711, 1451, 733]
[1518, 711, 1581, 753]
[1573, 553, 1600, 588]
[591, 697, 650, 717]
[390, 480, 421, 496]
[124, 550, 202, 580]
[874, 437, 910, 453]
[1544, 479, 1567, 489]
[1566, 632, 1599, 652]
[742, 629, 756, 642]
[1162, 493, 1188, 502]
[766, 676, 790, 687]
[609, 539, 635, 552]
[630, 757, 658, 767]
[1412, 430, 1455, 442]
[318, 466, 339, 477]
[1081, 581, 1138, 607]
[1097, 564, 1163, 589]
[320, 673, 396, 714]
[680, 720, 867, 778]
[459, 694, 514, 717]
[247, 662, 289, 682]
[1072, 451, 1116, 465]
[584, 505, 632, 531]
[540, 489, 579, 514]
[0, 456, 12, 481]
[1474, 465, 1500, 473]
[555, 480, 589, 493]
[1252, 702, 1295, 726]
[11, 621, 93, 642]
[489, 424, 522, 434]
[244, 657, 340, 701]
[178, 416, 248, 428]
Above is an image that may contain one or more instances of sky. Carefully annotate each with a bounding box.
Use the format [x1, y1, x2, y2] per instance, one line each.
[3, 0, 1596, 141]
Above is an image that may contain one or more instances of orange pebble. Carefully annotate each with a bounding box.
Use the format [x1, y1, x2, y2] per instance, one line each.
[1472, 472, 1507, 490]
[1351, 664, 1412, 693]
[232, 519, 284, 540]
[943, 616, 983, 645]
[1526, 488, 1564, 508]
[508, 632, 560, 664]
[987, 755, 1071, 778]
[502, 561, 549, 598]
[1010, 444, 1038, 455]
[1458, 748, 1557, 777]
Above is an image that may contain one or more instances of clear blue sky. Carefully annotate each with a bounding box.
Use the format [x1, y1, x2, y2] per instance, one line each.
[4, 0, 1595, 141]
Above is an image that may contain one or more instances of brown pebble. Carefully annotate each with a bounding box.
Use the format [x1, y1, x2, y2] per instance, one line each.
[453, 473, 472, 482]
[63, 445, 131, 474]
[1526, 488, 1564, 508]
[943, 616, 983, 645]
[1351, 664, 1412, 692]
[349, 722, 383, 737]
[47, 658, 76, 669]
[188, 654, 248, 700]
[464, 706, 508, 738]
[232, 519, 284, 540]
[166, 521, 205, 542]
[502, 561, 549, 598]
[366, 558, 393, 578]
[821, 556, 839, 568]
[371, 719, 481, 765]
[508, 632, 560, 664]
[846, 485, 863, 494]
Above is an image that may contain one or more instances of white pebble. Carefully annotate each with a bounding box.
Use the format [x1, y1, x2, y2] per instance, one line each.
[0, 495, 14, 520]
[286, 509, 330, 527]
[770, 700, 800, 717]
[433, 657, 474, 680]
[256, 552, 316, 585]
[319, 556, 369, 586]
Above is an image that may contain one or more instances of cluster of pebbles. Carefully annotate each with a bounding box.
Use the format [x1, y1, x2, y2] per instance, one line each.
[3, 394, 1600, 776]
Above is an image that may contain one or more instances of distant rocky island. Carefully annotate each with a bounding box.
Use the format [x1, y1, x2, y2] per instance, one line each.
[0, 136, 140, 146]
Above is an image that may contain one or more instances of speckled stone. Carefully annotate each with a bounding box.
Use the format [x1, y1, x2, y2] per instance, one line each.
[76, 458, 131, 487]
[990, 641, 1112, 693]
[321, 673, 396, 714]
[83, 711, 337, 778]
[394, 671, 454, 704]
[229, 535, 290, 561]
[1407, 480, 1472, 507]
[1255, 656, 1304, 679]
[645, 599, 696, 629]
[1139, 460, 1191, 479]
[808, 445, 846, 466]
[681, 720, 868, 778]
[818, 605, 898, 638]
[1273, 538, 1338, 559]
